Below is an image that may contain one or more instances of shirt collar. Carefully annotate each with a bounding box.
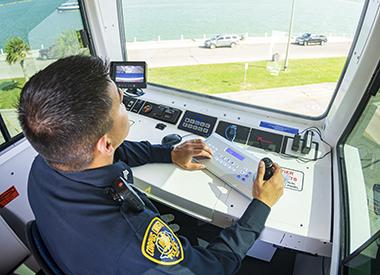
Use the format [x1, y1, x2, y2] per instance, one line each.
[38, 155, 131, 188]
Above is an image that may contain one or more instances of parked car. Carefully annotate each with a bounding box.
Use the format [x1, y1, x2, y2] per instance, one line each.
[39, 47, 55, 60]
[204, 34, 240, 49]
[295, 33, 327, 45]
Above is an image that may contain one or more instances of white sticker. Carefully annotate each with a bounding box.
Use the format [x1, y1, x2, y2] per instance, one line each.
[282, 168, 304, 191]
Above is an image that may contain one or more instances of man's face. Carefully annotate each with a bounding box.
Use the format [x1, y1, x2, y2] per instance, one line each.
[107, 81, 130, 148]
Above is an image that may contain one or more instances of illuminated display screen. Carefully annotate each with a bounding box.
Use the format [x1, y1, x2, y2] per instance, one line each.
[115, 65, 144, 83]
[225, 148, 244, 161]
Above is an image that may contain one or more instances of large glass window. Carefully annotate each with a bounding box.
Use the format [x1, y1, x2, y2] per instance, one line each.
[0, 0, 90, 145]
[122, 0, 365, 117]
[342, 90, 380, 274]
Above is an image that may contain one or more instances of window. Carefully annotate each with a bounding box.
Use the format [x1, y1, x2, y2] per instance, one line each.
[343, 231, 380, 275]
[341, 90, 380, 274]
[0, 0, 90, 147]
[122, 0, 365, 117]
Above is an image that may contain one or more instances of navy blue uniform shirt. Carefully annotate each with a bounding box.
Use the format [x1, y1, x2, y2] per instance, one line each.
[28, 141, 270, 275]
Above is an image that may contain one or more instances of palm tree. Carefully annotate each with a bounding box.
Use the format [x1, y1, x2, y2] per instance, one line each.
[4, 37, 30, 79]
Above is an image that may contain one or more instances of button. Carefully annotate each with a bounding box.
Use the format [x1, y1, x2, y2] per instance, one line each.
[185, 118, 190, 122]
[193, 126, 198, 131]
[237, 175, 241, 179]
[188, 125, 193, 129]
[142, 104, 153, 113]
[248, 171, 252, 175]
[242, 178, 246, 181]
[155, 123, 167, 130]
[198, 127, 204, 132]
[200, 122, 205, 127]
[183, 123, 188, 127]
[190, 119, 195, 124]
[203, 128, 208, 133]
[205, 123, 210, 128]
[195, 121, 200, 126]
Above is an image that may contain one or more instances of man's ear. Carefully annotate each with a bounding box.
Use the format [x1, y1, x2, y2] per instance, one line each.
[96, 134, 115, 156]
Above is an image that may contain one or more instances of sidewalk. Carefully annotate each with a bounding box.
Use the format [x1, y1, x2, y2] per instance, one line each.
[214, 82, 336, 117]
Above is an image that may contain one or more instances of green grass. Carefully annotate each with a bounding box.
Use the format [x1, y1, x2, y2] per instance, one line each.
[0, 78, 25, 109]
[149, 57, 346, 94]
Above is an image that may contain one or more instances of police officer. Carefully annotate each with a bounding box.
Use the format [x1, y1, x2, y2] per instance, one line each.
[18, 55, 284, 275]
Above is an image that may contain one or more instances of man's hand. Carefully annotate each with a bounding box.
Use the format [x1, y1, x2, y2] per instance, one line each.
[171, 139, 212, 170]
[252, 161, 284, 207]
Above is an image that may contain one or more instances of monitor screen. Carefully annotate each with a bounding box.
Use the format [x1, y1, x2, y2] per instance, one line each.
[110, 61, 147, 89]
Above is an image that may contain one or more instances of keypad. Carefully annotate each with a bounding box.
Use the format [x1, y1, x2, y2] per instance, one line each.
[208, 144, 254, 183]
[178, 111, 217, 137]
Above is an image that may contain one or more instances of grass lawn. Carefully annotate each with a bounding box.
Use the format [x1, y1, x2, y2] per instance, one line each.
[149, 57, 346, 94]
[0, 78, 25, 109]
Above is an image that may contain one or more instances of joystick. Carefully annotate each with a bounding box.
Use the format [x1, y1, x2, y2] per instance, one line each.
[262, 157, 274, 180]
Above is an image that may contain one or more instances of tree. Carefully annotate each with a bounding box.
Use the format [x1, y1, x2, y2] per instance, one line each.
[50, 30, 89, 59]
[4, 37, 30, 79]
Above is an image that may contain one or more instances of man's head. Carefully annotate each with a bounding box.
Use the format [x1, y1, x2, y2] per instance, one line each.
[18, 55, 130, 171]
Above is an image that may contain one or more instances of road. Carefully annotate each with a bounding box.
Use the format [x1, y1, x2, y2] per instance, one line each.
[0, 38, 352, 78]
[127, 38, 352, 68]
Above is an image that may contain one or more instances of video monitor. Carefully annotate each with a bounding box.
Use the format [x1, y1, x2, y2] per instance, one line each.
[110, 61, 147, 89]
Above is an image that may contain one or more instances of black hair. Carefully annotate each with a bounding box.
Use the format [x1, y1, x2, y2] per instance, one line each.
[18, 55, 113, 171]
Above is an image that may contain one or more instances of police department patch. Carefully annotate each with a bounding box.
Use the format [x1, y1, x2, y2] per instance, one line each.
[141, 217, 184, 265]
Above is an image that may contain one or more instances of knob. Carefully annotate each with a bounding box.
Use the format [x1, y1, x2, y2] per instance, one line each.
[262, 157, 274, 180]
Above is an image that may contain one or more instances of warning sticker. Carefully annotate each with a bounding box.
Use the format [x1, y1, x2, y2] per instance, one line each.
[0, 186, 19, 208]
[282, 168, 304, 192]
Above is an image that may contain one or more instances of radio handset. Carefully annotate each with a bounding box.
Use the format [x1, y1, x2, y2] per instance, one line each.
[105, 176, 145, 212]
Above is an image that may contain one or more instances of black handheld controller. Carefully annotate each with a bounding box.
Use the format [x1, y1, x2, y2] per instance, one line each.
[106, 176, 145, 212]
[262, 157, 274, 181]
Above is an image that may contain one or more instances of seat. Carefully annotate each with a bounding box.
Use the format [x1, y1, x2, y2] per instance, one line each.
[25, 220, 64, 275]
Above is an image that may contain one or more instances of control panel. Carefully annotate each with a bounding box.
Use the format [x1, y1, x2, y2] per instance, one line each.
[123, 95, 182, 124]
[140, 102, 182, 124]
[198, 133, 261, 199]
[215, 121, 251, 144]
[178, 111, 217, 137]
[248, 129, 284, 153]
[123, 96, 320, 160]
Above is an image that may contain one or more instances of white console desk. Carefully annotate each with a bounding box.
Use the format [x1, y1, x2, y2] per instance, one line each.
[124, 86, 332, 257]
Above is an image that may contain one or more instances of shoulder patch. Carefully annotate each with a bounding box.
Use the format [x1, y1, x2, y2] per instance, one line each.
[141, 217, 184, 265]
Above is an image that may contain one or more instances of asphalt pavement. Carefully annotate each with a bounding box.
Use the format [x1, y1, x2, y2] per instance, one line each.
[127, 37, 352, 68]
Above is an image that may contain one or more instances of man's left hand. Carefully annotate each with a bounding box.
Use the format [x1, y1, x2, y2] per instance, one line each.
[171, 139, 212, 170]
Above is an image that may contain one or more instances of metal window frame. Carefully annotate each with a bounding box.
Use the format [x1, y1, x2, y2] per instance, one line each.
[336, 58, 380, 273]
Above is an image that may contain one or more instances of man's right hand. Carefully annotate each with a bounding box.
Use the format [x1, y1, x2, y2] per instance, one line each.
[252, 161, 284, 207]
